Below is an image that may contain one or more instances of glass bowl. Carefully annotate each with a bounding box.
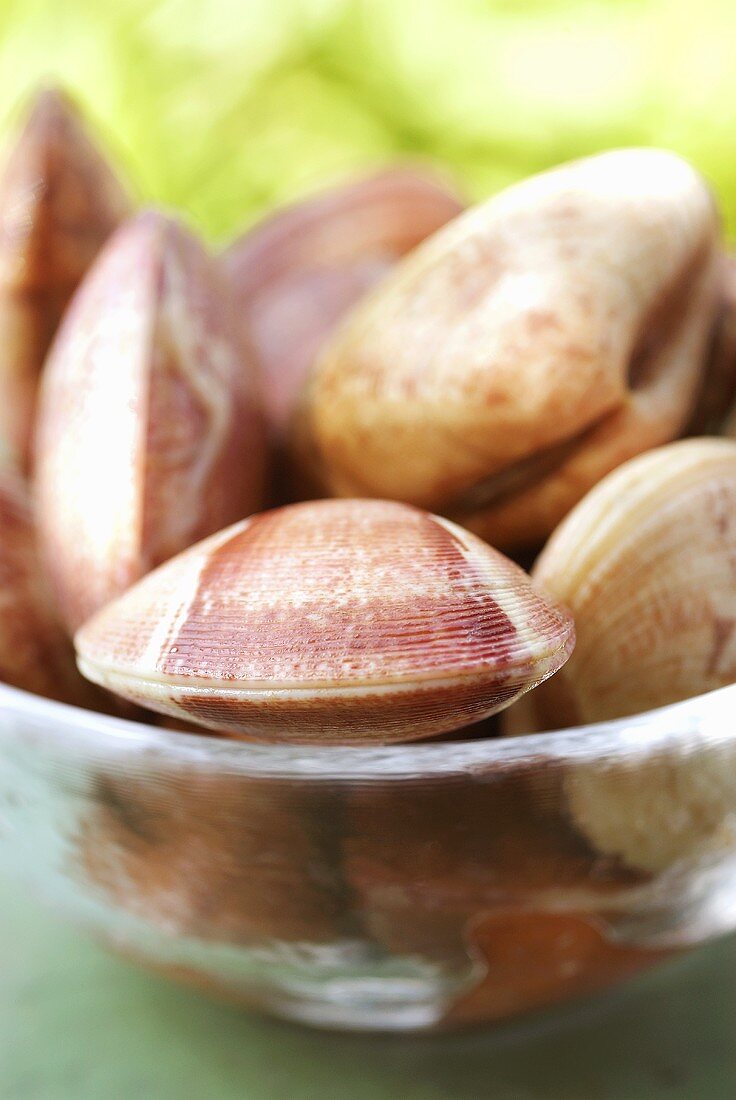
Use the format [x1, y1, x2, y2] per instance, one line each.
[1, 680, 736, 1033]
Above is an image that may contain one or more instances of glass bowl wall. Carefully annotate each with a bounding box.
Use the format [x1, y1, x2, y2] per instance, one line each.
[0, 682, 735, 1032]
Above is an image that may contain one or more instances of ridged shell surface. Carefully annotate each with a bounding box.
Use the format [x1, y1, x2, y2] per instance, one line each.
[298, 149, 720, 549]
[503, 438, 736, 874]
[223, 168, 463, 440]
[0, 87, 130, 470]
[75, 499, 575, 743]
[523, 437, 736, 727]
[35, 209, 268, 633]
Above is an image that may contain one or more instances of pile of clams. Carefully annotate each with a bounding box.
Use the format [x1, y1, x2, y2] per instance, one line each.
[4, 84, 736, 1028]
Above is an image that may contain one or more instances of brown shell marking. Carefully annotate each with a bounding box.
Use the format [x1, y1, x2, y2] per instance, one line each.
[75, 499, 575, 743]
[223, 167, 463, 441]
[298, 149, 720, 549]
[34, 209, 268, 633]
[0, 87, 130, 470]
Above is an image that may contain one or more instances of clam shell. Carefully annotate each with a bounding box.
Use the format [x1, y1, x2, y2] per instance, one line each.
[0, 87, 130, 470]
[298, 149, 720, 549]
[687, 253, 736, 436]
[503, 437, 736, 873]
[0, 467, 96, 704]
[35, 209, 268, 633]
[75, 499, 575, 744]
[223, 168, 463, 442]
[523, 437, 736, 726]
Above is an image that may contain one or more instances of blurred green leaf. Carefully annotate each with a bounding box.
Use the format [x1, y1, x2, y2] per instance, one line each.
[0, 0, 733, 241]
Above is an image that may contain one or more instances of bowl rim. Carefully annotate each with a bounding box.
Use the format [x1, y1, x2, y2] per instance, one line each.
[0, 680, 734, 779]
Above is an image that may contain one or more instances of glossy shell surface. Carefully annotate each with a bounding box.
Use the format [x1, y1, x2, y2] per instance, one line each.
[522, 437, 736, 728]
[75, 499, 574, 743]
[35, 209, 268, 633]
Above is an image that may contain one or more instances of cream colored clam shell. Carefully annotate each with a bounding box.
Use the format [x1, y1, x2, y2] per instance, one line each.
[299, 149, 719, 549]
[507, 437, 736, 873]
[531, 438, 736, 724]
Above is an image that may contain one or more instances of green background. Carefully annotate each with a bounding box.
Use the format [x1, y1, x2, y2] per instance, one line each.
[3, 879, 736, 1098]
[1, 0, 734, 244]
